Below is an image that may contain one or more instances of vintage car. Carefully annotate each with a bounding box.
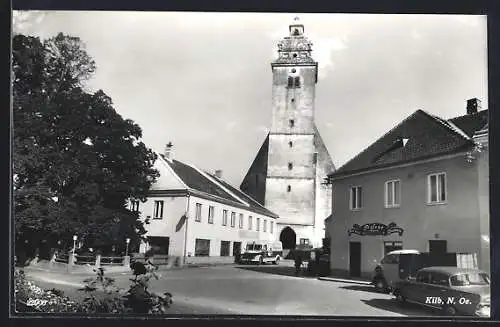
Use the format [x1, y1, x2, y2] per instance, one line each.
[371, 249, 421, 293]
[392, 266, 490, 317]
[238, 242, 283, 265]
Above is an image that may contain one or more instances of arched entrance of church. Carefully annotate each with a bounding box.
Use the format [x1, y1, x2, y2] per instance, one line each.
[280, 226, 296, 250]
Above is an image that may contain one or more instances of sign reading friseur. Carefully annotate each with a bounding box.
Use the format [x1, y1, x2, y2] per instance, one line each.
[347, 222, 404, 237]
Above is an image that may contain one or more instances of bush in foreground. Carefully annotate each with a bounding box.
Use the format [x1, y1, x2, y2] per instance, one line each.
[14, 261, 172, 314]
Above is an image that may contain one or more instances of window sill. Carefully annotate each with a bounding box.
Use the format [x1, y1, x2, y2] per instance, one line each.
[426, 201, 447, 206]
[152, 217, 163, 220]
[350, 208, 363, 212]
[384, 205, 401, 209]
[195, 219, 201, 222]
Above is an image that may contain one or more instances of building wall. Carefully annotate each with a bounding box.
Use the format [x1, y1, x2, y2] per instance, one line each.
[185, 195, 278, 259]
[266, 178, 315, 226]
[328, 154, 482, 278]
[474, 132, 490, 273]
[270, 65, 316, 134]
[139, 195, 188, 257]
[314, 129, 335, 246]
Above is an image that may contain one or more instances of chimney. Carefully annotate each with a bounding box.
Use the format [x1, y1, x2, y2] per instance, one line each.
[466, 98, 481, 115]
[164, 142, 173, 160]
[215, 170, 223, 178]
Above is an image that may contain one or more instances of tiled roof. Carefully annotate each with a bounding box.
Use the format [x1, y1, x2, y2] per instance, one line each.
[448, 110, 488, 137]
[207, 174, 279, 218]
[329, 109, 487, 179]
[165, 158, 236, 203]
[158, 155, 278, 218]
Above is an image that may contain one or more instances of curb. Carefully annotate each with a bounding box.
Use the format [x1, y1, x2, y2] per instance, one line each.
[317, 276, 372, 285]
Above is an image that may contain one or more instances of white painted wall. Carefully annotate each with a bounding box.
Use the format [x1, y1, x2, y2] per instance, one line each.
[185, 195, 278, 257]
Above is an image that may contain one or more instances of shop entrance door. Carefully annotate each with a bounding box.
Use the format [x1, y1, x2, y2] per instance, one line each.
[349, 242, 362, 277]
[429, 240, 447, 254]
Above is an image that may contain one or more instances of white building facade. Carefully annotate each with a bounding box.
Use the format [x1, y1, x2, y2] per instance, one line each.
[132, 146, 279, 265]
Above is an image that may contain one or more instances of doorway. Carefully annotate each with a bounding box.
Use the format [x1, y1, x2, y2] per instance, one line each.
[429, 240, 447, 254]
[280, 226, 297, 250]
[232, 242, 241, 257]
[349, 242, 362, 277]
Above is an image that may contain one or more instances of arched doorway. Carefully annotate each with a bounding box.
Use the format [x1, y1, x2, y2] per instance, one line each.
[280, 226, 296, 250]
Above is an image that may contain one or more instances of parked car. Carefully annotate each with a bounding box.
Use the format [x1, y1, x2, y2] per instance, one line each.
[371, 249, 421, 293]
[239, 241, 283, 265]
[392, 266, 490, 317]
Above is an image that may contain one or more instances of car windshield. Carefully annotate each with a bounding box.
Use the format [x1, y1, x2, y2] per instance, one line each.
[246, 244, 262, 251]
[450, 273, 490, 286]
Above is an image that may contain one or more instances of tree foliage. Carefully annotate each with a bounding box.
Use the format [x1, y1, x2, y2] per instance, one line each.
[13, 33, 159, 255]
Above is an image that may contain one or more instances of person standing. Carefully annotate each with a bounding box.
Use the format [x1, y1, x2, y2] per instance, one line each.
[294, 251, 302, 277]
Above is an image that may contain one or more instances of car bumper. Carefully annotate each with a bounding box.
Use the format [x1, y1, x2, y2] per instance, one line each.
[239, 258, 259, 263]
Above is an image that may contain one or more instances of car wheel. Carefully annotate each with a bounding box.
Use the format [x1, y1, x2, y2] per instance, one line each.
[258, 256, 263, 265]
[273, 257, 280, 265]
[393, 289, 406, 304]
[374, 279, 389, 293]
[442, 305, 457, 316]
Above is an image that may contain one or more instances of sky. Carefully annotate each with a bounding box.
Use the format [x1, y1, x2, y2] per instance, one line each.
[12, 11, 488, 187]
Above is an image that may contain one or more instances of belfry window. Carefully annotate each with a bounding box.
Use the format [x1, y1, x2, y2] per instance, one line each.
[287, 185, 292, 192]
[294, 77, 300, 87]
[288, 162, 293, 170]
[289, 141, 293, 148]
[293, 28, 300, 36]
[287, 76, 300, 88]
[289, 119, 295, 127]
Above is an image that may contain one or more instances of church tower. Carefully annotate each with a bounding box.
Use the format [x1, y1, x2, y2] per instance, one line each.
[241, 18, 335, 250]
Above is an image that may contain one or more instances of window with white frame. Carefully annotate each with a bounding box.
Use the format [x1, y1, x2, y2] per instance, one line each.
[263, 220, 267, 232]
[195, 203, 202, 222]
[428, 173, 446, 204]
[270, 221, 274, 233]
[385, 180, 401, 208]
[248, 216, 253, 230]
[153, 200, 164, 219]
[239, 213, 244, 229]
[350, 186, 363, 210]
[222, 209, 228, 226]
[256, 217, 260, 231]
[208, 205, 214, 224]
[231, 212, 236, 227]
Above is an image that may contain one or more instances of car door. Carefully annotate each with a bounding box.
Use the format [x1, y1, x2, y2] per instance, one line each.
[407, 270, 431, 304]
[382, 254, 399, 286]
[426, 272, 452, 309]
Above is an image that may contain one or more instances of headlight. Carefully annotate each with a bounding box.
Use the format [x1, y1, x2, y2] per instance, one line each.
[475, 304, 490, 317]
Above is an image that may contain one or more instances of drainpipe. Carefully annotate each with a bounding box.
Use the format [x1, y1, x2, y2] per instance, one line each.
[183, 194, 190, 265]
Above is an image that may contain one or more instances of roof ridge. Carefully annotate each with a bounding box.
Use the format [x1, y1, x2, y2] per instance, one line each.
[423, 111, 471, 141]
[334, 109, 423, 174]
[187, 165, 250, 207]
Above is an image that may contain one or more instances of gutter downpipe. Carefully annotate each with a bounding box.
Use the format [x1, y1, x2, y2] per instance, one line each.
[183, 194, 190, 265]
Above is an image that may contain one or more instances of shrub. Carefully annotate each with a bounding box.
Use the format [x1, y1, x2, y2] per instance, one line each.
[14, 262, 173, 314]
[14, 269, 82, 313]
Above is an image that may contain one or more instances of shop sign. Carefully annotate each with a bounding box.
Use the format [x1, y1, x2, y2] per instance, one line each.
[348, 222, 404, 236]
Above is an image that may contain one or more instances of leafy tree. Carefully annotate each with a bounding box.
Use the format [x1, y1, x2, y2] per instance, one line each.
[13, 33, 159, 260]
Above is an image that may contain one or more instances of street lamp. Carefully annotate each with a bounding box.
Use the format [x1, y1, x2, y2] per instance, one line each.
[72, 235, 78, 259]
[125, 238, 130, 257]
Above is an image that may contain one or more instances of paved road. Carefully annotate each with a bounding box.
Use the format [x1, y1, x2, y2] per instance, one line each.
[23, 263, 441, 316]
